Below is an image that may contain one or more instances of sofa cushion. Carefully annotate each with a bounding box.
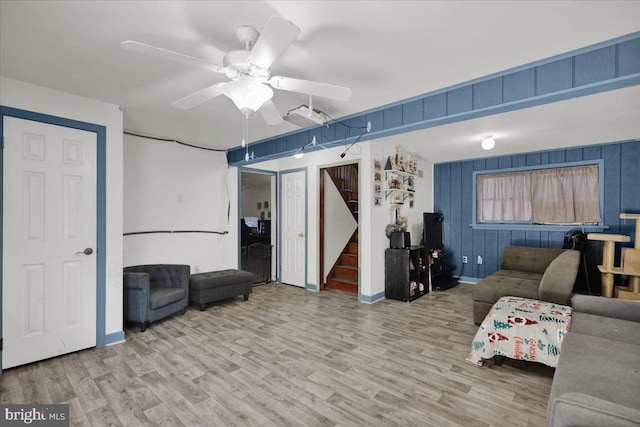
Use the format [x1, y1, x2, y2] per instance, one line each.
[472, 269, 541, 304]
[501, 246, 565, 274]
[549, 332, 640, 411]
[150, 287, 186, 310]
[569, 312, 640, 346]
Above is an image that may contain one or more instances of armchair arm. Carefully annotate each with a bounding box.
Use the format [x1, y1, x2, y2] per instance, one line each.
[549, 392, 640, 427]
[571, 294, 640, 323]
[123, 272, 150, 291]
[123, 272, 150, 323]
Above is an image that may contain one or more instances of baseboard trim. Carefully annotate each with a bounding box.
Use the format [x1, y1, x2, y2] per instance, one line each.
[360, 291, 385, 304]
[458, 276, 480, 284]
[104, 331, 125, 346]
[305, 283, 319, 292]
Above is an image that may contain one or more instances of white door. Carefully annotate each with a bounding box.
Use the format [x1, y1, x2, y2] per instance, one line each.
[2, 117, 97, 369]
[280, 170, 306, 287]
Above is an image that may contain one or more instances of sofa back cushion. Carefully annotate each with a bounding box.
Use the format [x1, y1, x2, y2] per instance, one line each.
[501, 246, 566, 274]
[538, 250, 581, 305]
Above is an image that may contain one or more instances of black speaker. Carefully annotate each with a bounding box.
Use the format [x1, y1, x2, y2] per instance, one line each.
[423, 213, 443, 250]
[390, 231, 411, 249]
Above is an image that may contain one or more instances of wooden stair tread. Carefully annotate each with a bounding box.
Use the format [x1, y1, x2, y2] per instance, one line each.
[327, 277, 358, 294]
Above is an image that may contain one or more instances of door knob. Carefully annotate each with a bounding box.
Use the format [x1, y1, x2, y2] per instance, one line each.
[299, 233, 304, 237]
[76, 248, 94, 255]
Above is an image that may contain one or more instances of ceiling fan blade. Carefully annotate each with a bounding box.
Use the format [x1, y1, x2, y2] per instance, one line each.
[171, 82, 227, 110]
[269, 76, 352, 102]
[259, 99, 284, 125]
[247, 16, 300, 69]
[121, 41, 226, 73]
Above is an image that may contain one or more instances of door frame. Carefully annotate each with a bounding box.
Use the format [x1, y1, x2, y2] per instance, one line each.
[278, 167, 308, 287]
[237, 167, 278, 276]
[0, 106, 107, 371]
[318, 160, 361, 292]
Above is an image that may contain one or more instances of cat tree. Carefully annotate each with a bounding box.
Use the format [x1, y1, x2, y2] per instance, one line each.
[588, 213, 640, 299]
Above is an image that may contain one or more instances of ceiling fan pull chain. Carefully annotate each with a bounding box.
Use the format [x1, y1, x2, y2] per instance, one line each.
[244, 113, 250, 161]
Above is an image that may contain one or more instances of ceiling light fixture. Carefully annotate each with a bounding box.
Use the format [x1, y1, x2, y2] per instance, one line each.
[481, 136, 496, 150]
[222, 79, 273, 116]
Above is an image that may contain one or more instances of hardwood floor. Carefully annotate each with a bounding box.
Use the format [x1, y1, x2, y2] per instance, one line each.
[0, 283, 554, 426]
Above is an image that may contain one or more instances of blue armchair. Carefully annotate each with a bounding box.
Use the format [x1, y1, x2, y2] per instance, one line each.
[123, 264, 190, 331]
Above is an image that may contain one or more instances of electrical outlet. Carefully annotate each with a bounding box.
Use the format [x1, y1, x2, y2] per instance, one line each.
[462, 256, 468, 264]
[477, 256, 483, 265]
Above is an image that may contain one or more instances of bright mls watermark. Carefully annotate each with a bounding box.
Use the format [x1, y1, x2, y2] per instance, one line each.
[1, 404, 69, 426]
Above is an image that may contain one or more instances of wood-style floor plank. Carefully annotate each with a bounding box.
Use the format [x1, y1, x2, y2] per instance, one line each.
[0, 283, 554, 426]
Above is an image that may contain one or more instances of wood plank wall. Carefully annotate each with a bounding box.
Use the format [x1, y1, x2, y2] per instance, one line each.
[434, 140, 640, 293]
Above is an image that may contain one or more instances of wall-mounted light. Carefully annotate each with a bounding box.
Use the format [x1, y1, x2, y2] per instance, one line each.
[481, 136, 495, 150]
[293, 152, 304, 159]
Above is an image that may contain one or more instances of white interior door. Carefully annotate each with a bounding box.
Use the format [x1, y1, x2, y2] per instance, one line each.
[280, 170, 306, 287]
[2, 116, 97, 369]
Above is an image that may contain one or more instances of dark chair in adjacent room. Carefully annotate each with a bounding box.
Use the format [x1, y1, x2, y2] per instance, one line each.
[123, 264, 190, 331]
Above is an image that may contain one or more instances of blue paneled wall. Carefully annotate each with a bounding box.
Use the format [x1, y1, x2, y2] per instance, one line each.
[228, 33, 640, 166]
[433, 140, 640, 292]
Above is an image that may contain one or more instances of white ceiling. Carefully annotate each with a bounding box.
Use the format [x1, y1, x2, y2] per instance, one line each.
[1, 1, 639, 162]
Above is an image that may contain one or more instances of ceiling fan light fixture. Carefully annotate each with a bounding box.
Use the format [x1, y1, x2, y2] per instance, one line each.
[222, 79, 273, 115]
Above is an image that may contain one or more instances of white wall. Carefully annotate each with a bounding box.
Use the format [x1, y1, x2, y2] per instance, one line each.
[123, 133, 236, 273]
[241, 137, 433, 300]
[0, 76, 124, 335]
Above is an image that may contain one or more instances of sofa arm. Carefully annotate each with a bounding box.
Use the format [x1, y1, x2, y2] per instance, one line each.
[538, 250, 580, 305]
[571, 294, 640, 323]
[549, 392, 640, 427]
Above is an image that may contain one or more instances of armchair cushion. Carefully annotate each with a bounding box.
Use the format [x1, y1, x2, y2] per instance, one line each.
[150, 287, 187, 310]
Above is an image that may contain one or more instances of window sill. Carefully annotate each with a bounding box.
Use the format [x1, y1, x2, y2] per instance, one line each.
[469, 223, 609, 232]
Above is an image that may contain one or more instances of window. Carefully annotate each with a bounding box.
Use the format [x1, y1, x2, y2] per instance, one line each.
[473, 161, 604, 230]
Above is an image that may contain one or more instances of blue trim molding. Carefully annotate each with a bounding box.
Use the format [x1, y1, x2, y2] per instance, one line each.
[228, 32, 640, 166]
[305, 283, 319, 291]
[359, 291, 385, 303]
[105, 331, 125, 345]
[0, 106, 108, 371]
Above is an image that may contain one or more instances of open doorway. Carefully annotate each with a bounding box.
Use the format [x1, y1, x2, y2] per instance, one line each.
[319, 162, 359, 294]
[239, 169, 276, 284]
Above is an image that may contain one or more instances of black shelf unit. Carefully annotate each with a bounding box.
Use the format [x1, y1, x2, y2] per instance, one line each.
[430, 250, 458, 291]
[385, 246, 429, 302]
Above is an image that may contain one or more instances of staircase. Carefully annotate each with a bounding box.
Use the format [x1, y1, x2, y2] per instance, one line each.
[324, 164, 359, 294]
[326, 231, 359, 293]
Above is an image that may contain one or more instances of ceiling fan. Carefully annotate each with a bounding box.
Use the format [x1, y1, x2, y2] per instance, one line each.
[121, 16, 352, 126]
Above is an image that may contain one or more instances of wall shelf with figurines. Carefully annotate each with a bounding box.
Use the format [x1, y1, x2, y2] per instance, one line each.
[384, 146, 417, 205]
